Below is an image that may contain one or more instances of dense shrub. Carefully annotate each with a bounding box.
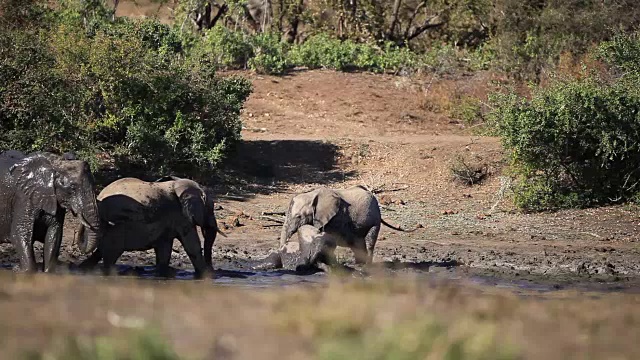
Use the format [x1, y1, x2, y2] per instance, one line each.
[248, 32, 290, 75]
[489, 31, 640, 211]
[197, 25, 253, 69]
[286, 34, 426, 73]
[0, 0, 252, 175]
[490, 72, 640, 211]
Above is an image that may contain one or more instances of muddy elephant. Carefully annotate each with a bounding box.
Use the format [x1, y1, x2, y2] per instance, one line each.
[280, 185, 410, 265]
[0, 150, 101, 272]
[279, 225, 333, 270]
[78, 176, 224, 278]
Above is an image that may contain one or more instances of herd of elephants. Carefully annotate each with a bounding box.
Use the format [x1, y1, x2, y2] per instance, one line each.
[0, 150, 415, 278]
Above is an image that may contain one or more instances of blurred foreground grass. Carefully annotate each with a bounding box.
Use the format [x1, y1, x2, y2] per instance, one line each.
[0, 272, 638, 360]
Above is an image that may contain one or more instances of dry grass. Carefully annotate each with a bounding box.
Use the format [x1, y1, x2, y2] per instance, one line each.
[3, 272, 639, 360]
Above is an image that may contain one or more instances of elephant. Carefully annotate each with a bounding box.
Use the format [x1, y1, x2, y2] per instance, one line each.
[279, 225, 333, 270]
[0, 150, 102, 272]
[77, 176, 224, 278]
[279, 185, 412, 265]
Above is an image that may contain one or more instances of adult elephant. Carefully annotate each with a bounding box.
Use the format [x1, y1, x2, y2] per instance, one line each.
[280, 185, 414, 265]
[78, 176, 224, 278]
[0, 150, 101, 272]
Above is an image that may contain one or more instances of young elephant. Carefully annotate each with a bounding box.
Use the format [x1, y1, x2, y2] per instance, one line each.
[279, 225, 334, 270]
[280, 185, 411, 265]
[78, 176, 223, 278]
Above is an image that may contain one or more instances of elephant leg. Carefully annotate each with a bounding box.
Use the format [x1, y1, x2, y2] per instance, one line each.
[154, 239, 174, 278]
[318, 243, 337, 266]
[352, 238, 369, 265]
[178, 228, 212, 279]
[363, 225, 380, 264]
[79, 249, 102, 270]
[10, 213, 37, 272]
[43, 216, 64, 273]
[99, 227, 126, 276]
[101, 247, 124, 276]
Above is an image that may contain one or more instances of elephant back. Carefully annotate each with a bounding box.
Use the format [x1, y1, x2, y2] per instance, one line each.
[337, 186, 381, 225]
[98, 177, 177, 224]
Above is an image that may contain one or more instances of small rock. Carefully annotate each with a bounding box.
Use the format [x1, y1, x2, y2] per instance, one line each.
[379, 195, 393, 205]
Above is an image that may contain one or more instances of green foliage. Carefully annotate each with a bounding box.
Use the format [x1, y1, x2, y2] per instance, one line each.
[248, 32, 290, 75]
[490, 72, 640, 211]
[451, 96, 484, 126]
[287, 34, 424, 73]
[197, 25, 253, 68]
[288, 34, 359, 71]
[487, 0, 640, 81]
[596, 31, 640, 78]
[0, 0, 251, 175]
[24, 328, 178, 360]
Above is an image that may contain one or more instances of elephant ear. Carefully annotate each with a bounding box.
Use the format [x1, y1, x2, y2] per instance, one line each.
[174, 180, 207, 226]
[312, 189, 341, 229]
[9, 155, 57, 215]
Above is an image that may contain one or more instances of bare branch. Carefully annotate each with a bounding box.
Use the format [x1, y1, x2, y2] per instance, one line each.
[259, 215, 284, 224]
[388, 0, 402, 37]
[403, 0, 426, 40]
[208, 2, 228, 29]
[407, 16, 445, 41]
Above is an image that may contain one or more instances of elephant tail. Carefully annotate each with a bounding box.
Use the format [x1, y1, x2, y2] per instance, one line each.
[381, 219, 421, 232]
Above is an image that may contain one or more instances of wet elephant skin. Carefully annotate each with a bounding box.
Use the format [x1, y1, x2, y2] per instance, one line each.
[0, 150, 101, 272]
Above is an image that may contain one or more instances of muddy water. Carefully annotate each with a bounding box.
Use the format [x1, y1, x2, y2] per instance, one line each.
[3, 259, 638, 295]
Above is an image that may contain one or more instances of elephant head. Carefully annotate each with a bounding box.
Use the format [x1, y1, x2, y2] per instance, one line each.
[172, 178, 224, 267]
[10, 153, 101, 253]
[280, 188, 341, 247]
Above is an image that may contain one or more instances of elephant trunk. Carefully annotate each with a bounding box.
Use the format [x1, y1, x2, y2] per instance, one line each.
[75, 189, 101, 254]
[280, 217, 300, 248]
[203, 225, 218, 267]
[279, 218, 289, 248]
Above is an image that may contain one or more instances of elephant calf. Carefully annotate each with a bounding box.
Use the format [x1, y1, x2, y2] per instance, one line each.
[78, 176, 223, 278]
[279, 225, 335, 270]
[280, 185, 412, 265]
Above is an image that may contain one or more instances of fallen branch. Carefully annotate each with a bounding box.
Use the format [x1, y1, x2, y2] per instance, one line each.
[262, 211, 285, 216]
[259, 215, 284, 224]
[375, 185, 410, 193]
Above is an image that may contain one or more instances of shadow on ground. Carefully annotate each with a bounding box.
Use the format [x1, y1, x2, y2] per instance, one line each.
[213, 139, 356, 201]
[90, 139, 354, 201]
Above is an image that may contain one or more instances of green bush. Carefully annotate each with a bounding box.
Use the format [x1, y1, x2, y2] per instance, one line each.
[490, 74, 640, 211]
[0, 0, 251, 175]
[198, 25, 253, 69]
[287, 34, 425, 74]
[248, 32, 290, 75]
[288, 34, 359, 71]
[596, 31, 640, 79]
